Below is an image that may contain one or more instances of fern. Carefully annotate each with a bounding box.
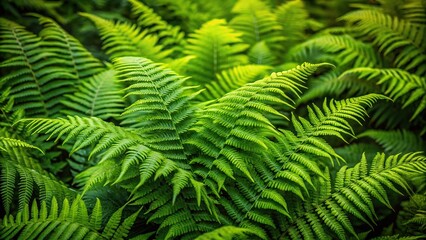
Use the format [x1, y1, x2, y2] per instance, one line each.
[61, 69, 125, 119]
[35, 14, 104, 82]
[0, 18, 75, 117]
[80, 13, 171, 62]
[288, 34, 380, 68]
[114, 57, 196, 161]
[0, 131, 74, 214]
[190, 63, 331, 195]
[230, 0, 284, 51]
[358, 129, 425, 155]
[217, 94, 386, 239]
[282, 152, 426, 239]
[184, 19, 249, 86]
[0, 196, 141, 239]
[128, 0, 186, 54]
[340, 68, 426, 120]
[340, 9, 426, 74]
[197, 64, 270, 102]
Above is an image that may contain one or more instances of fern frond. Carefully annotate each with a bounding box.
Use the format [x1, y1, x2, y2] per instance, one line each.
[0, 18, 75, 117]
[0, 196, 139, 239]
[340, 68, 426, 120]
[0, 138, 75, 214]
[340, 9, 426, 74]
[230, 0, 284, 51]
[248, 41, 277, 65]
[24, 116, 143, 159]
[61, 69, 125, 119]
[80, 13, 171, 62]
[275, 0, 312, 50]
[358, 129, 425, 155]
[34, 14, 104, 82]
[218, 94, 385, 239]
[194, 226, 252, 240]
[288, 34, 380, 67]
[114, 57, 196, 161]
[190, 62, 331, 194]
[185, 19, 249, 86]
[128, 0, 186, 54]
[197, 64, 270, 102]
[283, 152, 426, 239]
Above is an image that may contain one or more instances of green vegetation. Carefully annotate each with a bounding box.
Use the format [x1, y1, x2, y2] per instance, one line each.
[1, 0, 425, 239]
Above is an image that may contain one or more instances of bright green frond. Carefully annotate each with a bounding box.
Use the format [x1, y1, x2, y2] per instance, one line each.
[230, 0, 284, 51]
[114, 57, 196, 161]
[197, 64, 270, 102]
[0, 196, 138, 239]
[80, 13, 171, 62]
[283, 152, 426, 239]
[61, 70, 125, 119]
[128, 0, 186, 54]
[185, 19, 249, 86]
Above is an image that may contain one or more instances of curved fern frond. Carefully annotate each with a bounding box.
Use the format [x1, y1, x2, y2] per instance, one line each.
[0, 137, 42, 153]
[114, 57, 196, 161]
[288, 34, 380, 68]
[230, 0, 284, 51]
[340, 9, 426, 74]
[190, 62, 331, 194]
[0, 196, 140, 239]
[197, 64, 270, 102]
[0, 18, 75, 117]
[34, 14, 104, 82]
[185, 19, 249, 86]
[358, 129, 425, 154]
[128, 0, 186, 54]
[341, 68, 426, 120]
[80, 13, 171, 62]
[218, 94, 385, 239]
[282, 152, 426, 239]
[61, 70, 125, 119]
[24, 116, 143, 159]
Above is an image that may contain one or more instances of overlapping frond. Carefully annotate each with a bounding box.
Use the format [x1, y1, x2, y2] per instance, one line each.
[190, 63, 331, 195]
[0, 18, 75, 117]
[194, 226, 252, 240]
[197, 64, 270, 102]
[80, 13, 171, 62]
[114, 57, 196, 161]
[24, 116, 143, 159]
[341, 68, 426, 120]
[230, 0, 284, 51]
[283, 152, 426, 239]
[61, 70, 124, 119]
[275, 0, 314, 50]
[288, 34, 380, 67]
[217, 94, 385, 239]
[359, 129, 425, 154]
[340, 9, 426, 74]
[185, 19, 249, 86]
[35, 14, 104, 82]
[128, 0, 185, 54]
[0, 197, 141, 239]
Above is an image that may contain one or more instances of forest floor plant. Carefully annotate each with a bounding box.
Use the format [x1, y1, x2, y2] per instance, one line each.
[0, 0, 425, 239]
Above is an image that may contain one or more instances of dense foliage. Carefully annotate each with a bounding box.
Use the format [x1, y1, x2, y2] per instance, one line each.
[1, 0, 425, 239]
